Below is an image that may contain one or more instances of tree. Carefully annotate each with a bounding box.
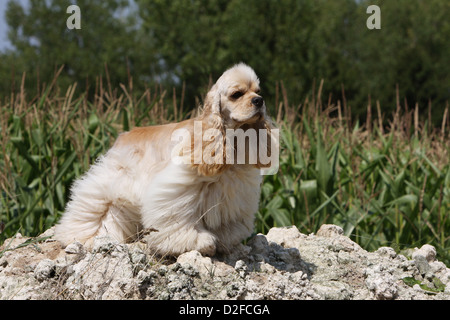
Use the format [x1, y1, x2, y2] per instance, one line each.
[357, 0, 450, 123]
[3, 0, 153, 97]
[136, 0, 363, 112]
[1, 0, 448, 124]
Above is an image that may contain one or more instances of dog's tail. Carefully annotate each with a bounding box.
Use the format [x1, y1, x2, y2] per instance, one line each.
[54, 155, 140, 246]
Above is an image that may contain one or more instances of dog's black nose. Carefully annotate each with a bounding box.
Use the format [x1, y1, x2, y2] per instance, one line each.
[252, 96, 264, 108]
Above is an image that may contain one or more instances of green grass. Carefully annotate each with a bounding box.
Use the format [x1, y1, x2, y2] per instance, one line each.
[1, 74, 449, 265]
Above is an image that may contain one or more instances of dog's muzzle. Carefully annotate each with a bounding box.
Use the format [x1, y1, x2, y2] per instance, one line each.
[251, 96, 264, 108]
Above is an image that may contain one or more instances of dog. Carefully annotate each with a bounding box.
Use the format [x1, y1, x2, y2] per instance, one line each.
[54, 63, 277, 256]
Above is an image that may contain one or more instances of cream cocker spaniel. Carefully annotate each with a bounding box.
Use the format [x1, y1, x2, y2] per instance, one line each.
[54, 63, 277, 256]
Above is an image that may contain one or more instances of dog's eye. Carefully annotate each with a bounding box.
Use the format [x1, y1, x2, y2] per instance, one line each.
[231, 91, 244, 99]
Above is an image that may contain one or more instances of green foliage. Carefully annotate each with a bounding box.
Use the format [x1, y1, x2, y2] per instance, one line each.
[356, 0, 450, 123]
[0, 74, 170, 242]
[257, 89, 450, 264]
[1, 0, 449, 124]
[136, 0, 450, 124]
[402, 276, 446, 294]
[2, 0, 154, 97]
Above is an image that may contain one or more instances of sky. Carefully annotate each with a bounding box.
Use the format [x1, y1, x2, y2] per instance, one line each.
[0, 0, 29, 52]
[0, 0, 135, 52]
[0, 0, 13, 51]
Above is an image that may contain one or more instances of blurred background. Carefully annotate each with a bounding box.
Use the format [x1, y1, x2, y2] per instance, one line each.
[0, 0, 449, 124]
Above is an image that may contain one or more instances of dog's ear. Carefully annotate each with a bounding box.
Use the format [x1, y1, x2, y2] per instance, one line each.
[193, 84, 228, 176]
[202, 83, 224, 135]
[203, 84, 221, 116]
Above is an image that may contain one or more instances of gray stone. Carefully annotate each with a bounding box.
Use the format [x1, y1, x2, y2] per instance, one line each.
[64, 241, 85, 254]
[1, 224, 449, 300]
[412, 244, 437, 263]
[34, 259, 56, 281]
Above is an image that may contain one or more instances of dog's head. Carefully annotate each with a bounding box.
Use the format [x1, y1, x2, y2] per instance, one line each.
[203, 63, 267, 129]
[192, 63, 277, 176]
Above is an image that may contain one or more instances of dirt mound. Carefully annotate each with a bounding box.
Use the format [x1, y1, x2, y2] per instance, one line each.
[1, 224, 449, 300]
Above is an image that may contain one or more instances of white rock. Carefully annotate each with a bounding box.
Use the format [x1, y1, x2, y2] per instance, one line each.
[1, 224, 450, 300]
[316, 224, 344, 237]
[92, 236, 120, 254]
[364, 265, 398, 300]
[266, 226, 303, 247]
[64, 241, 85, 254]
[412, 244, 437, 263]
[34, 259, 55, 281]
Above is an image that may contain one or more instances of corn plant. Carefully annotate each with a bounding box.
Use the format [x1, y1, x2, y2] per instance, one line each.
[0, 73, 175, 241]
[257, 90, 450, 264]
[1, 75, 449, 265]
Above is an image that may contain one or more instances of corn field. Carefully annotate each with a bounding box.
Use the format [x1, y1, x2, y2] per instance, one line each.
[1, 73, 449, 264]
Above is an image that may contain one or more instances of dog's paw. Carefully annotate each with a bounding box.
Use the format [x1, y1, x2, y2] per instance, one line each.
[195, 232, 217, 257]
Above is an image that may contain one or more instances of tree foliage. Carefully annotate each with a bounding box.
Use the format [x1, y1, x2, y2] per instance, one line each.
[1, 0, 153, 96]
[0, 0, 449, 124]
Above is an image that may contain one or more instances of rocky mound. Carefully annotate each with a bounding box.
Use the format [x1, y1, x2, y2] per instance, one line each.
[1, 224, 449, 300]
